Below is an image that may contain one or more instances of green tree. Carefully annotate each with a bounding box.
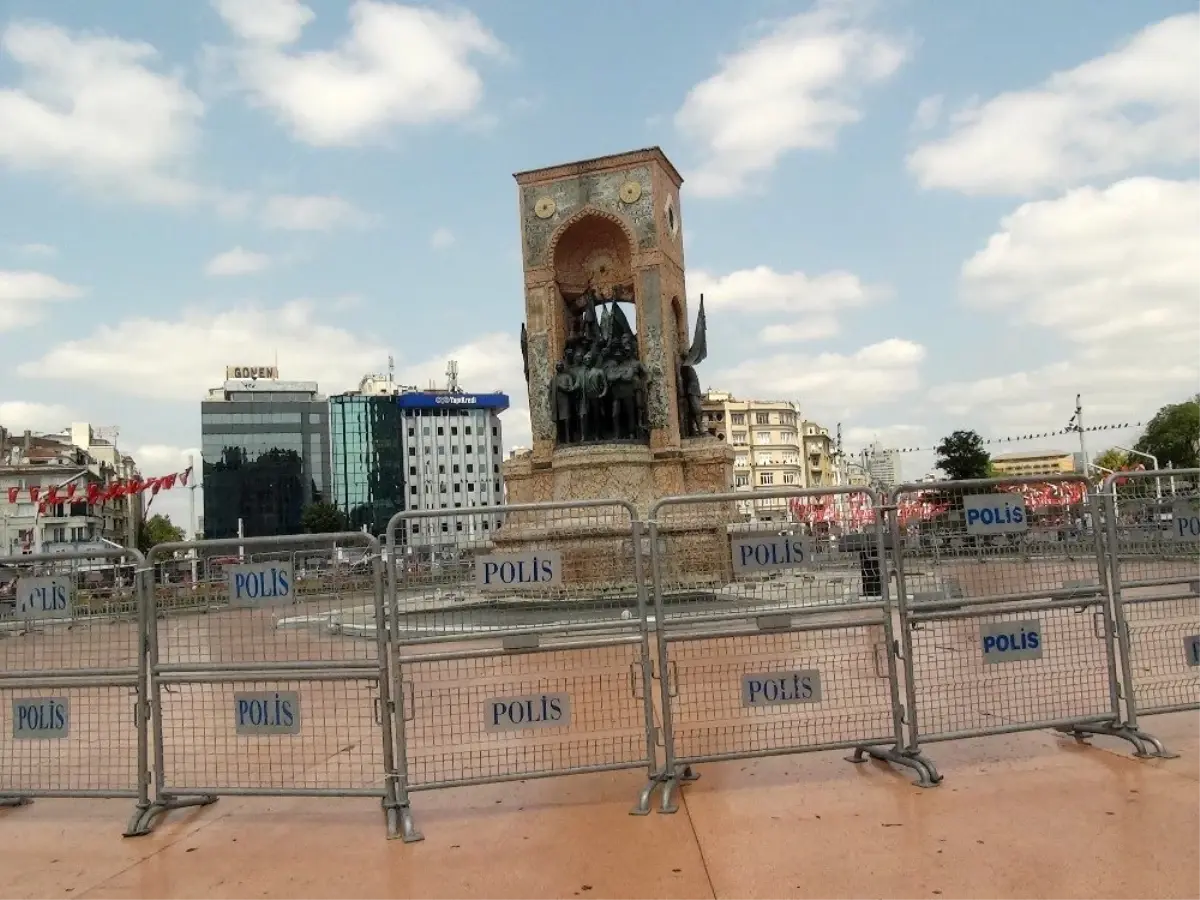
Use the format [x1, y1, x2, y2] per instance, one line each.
[138, 513, 185, 553]
[1093, 447, 1131, 474]
[1135, 396, 1200, 469]
[935, 430, 992, 481]
[300, 502, 348, 534]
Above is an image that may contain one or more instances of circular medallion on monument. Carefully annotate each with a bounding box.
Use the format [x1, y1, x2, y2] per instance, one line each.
[619, 180, 642, 204]
[534, 196, 556, 219]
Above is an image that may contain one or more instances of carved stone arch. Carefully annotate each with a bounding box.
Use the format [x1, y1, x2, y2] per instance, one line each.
[546, 205, 638, 265]
[548, 206, 638, 300]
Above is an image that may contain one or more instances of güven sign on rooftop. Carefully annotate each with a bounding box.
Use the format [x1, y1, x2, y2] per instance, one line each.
[225, 366, 279, 380]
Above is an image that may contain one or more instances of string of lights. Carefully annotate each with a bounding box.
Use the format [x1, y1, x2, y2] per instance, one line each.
[850, 420, 1144, 456]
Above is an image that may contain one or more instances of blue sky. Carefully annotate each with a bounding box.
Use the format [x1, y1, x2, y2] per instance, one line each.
[1, 0, 1197, 528]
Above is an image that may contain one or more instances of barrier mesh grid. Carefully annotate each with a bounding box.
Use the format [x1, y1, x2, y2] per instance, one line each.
[0, 684, 139, 795]
[400, 644, 649, 787]
[156, 677, 384, 793]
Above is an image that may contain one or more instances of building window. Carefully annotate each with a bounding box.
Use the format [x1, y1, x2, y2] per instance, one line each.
[756, 431, 771, 443]
[410, 486, 418, 495]
[453, 464, 460, 473]
[411, 522, 420, 534]
[732, 431, 747, 445]
[760, 473, 774, 485]
[783, 472, 797, 484]
[451, 426, 458, 436]
[493, 464, 500, 474]
[441, 522, 448, 533]
[437, 426, 444, 436]
[755, 412, 770, 425]
[468, 482, 475, 492]
[466, 463, 474, 473]
[492, 426, 498, 436]
[735, 474, 750, 487]
[422, 427, 430, 436]
[465, 426, 472, 435]
[409, 465, 417, 476]
[731, 413, 745, 425]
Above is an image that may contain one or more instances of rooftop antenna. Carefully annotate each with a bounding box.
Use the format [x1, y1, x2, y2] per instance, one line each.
[446, 359, 459, 393]
[387, 354, 395, 384]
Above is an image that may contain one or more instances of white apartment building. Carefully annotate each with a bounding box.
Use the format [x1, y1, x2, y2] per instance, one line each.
[701, 390, 806, 521]
[0, 423, 141, 558]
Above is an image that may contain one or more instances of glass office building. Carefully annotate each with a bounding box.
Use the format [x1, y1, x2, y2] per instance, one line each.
[328, 377, 509, 545]
[329, 394, 406, 535]
[200, 377, 330, 539]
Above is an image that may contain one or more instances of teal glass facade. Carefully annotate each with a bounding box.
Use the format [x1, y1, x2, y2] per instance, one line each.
[329, 395, 406, 536]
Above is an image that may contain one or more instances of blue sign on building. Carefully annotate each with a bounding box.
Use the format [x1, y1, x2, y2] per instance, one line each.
[395, 392, 510, 411]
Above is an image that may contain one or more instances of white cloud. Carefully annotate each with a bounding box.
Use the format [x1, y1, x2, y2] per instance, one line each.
[909, 13, 1200, 196]
[133, 443, 199, 476]
[212, 0, 314, 45]
[689, 265, 889, 343]
[430, 226, 455, 250]
[260, 193, 369, 230]
[212, 0, 505, 147]
[17, 300, 388, 400]
[910, 94, 942, 132]
[204, 246, 271, 276]
[929, 176, 1200, 433]
[0, 20, 208, 204]
[675, 1, 908, 197]
[0, 269, 84, 330]
[15, 242, 56, 257]
[712, 338, 926, 421]
[0, 401, 74, 433]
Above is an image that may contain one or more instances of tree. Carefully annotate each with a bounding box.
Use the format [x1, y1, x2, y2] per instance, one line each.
[1135, 396, 1199, 470]
[300, 502, 348, 534]
[1093, 447, 1131, 475]
[935, 430, 992, 481]
[138, 513, 185, 553]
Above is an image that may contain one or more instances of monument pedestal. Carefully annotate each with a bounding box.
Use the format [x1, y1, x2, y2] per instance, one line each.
[498, 438, 736, 589]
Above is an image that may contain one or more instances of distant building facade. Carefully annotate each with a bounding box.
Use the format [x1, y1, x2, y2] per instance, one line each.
[991, 450, 1076, 478]
[865, 441, 901, 488]
[200, 370, 330, 539]
[0, 423, 141, 558]
[328, 370, 510, 545]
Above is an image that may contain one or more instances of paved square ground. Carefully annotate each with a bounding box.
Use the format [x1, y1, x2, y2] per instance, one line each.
[1, 713, 1195, 899]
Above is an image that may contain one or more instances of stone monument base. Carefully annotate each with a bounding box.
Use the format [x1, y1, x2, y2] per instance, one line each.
[497, 438, 736, 590]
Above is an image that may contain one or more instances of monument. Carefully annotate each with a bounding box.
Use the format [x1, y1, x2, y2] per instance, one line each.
[499, 147, 736, 586]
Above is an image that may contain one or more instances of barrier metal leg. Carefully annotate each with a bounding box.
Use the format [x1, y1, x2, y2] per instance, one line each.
[124, 794, 219, 838]
[846, 744, 942, 788]
[381, 792, 422, 842]
[657, 765, 699, 814]
[0, 796, 32, 808]
[1053, 722, 1176, 759]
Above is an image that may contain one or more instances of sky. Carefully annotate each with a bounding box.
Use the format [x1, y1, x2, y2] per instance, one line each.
[0, 0, 1197, 533]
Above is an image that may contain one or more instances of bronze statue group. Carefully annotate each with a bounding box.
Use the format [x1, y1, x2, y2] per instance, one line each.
[522, 288, 709, 446]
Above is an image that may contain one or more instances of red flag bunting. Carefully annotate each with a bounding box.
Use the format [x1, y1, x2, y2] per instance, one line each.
[6, 488, 16, 504]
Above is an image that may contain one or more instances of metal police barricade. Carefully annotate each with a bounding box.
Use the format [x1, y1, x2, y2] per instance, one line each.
[0, 547, 154, 835]
[1100, 468, 1200, 757]
[647, 487, 937, 813]
[888, 474, 1144, 768]
[128, 532, 402, 838]
[384, 500, 658, 842]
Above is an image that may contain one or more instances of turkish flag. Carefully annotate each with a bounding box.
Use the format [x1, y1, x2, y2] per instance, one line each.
[65, 484, 77, 500]
[29, 487, 40, 503]
[6, 488, 16, 504]
[161, 473, 178, 490]
[150, 477, 163, 495]
[87, 483, 102, 505]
